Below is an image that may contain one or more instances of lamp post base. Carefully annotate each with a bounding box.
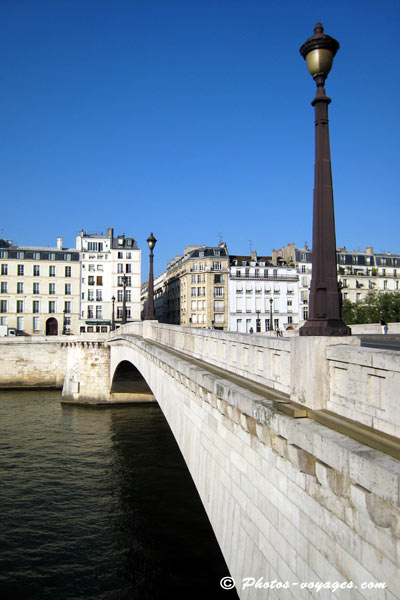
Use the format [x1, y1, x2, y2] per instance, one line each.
[299, 319, 351, 336]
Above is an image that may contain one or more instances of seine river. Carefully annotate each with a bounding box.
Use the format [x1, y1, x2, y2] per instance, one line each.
[0, 390, 238, 599]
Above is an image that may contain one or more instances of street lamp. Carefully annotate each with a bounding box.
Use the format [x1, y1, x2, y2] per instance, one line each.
[145, 232, 157, 320]
[121, 275, 128, 325]
[299, 23, 351, 336]
[111, 295, 115, 331]
[269, 298, 273, 332]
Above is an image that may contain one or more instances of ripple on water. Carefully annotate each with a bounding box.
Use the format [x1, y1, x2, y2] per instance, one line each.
[0, 390, 238, 599]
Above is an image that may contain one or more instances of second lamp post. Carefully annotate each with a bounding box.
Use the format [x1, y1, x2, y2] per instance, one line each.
[145, 232, 157, 320]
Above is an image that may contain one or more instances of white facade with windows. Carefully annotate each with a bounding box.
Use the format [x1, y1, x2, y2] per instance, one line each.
[228, 252, 299, 333]
[272, 243, 400, 326]
[76, 228, 141, 333]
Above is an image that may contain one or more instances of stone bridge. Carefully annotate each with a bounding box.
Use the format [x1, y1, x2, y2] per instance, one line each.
[2, 324, 400, 597]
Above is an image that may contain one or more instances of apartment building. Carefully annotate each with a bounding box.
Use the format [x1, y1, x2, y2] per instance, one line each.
[76, 228, 141, 332]
[228, 251, 299, 333]
[272, 243, 400, 325]
[160, 244, 229, 329]
[0, 237, 80, 335]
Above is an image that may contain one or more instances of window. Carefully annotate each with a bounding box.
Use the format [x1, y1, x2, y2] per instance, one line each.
[17, 282, 24, 294]
[87, 305, 94, 318]
[126, 290, 131, 302]
[33, 317, 40, 331]
[88, 290, 94, 301]
[302, 307, 309, 320]
[64, 301, 71, 313]
[214, 287, 224, 297]
[49, 301, 56, 313]
[214, 274, 224, 284]
[1, 264, 7, 275]
[64, 283, 71, 295]
[214, 313, 224, 324]
[118, 263, 124, 273]
[96, 276, 103, 286]
[88, 276, 95, 286]
[212, 262, 222, 270]
[191, 275, 196, 283]
[214, 300, 224, 312]
[63, 254, 72, 261]
[65, 316, 71, 327]
[191, 300, 197, 310]
[126, 264, 132, 273]
[33, 252, 40, 260]
[49, 266, 56, 277]
[0, 251, 8, 258]
[96, 290, 102, 301]
[49, 253, 56, 260]
[383, 280, 388, 290]
[89, 264, 96, 272]
[17, 300, 24, 313]
[117, 290, 123, 302]
[118, 252, 123, 259]
[236, 269, 241, 277]
[1, 282, 7, 293]
[32, 265, 40, 276]
[49, 283, 56, 295]
[265, 319, 270, 331]
[17, 317, 23, 330]
[117, 306, 123, 318]
[16, 251, 24, 259]
[191, 287, 196, 297]
[236, 319, 242, 332]
[0, 300, 7, 312]
[97, 264, 103, 271]
[96, 306, 102, 319]
[65, 266, 71, 277]
[33, 301, 40, 313]
[18, 264, 24, 276]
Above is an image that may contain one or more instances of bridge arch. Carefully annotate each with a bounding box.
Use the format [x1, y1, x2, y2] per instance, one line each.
[111, 359, 155, 402]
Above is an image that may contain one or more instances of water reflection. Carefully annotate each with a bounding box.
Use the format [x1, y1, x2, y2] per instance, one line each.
[0, 391, 238, 599]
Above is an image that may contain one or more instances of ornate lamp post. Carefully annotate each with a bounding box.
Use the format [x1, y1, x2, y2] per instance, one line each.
[299, 23, 351, 336]
[145, 232, 157, 320]
[121, 275, 128, 325]
[111, 295, 115, 331]
[269, 298, 273, 332]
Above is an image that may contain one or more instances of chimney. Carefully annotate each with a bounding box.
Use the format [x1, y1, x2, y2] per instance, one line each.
[365, 246, 374, 255]
[251, 250, 257, 261]
[57, 237, 63, 250]
[107, 227, 114, 240]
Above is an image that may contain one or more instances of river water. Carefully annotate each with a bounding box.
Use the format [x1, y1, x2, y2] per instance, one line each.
[0, 390, 238, 599]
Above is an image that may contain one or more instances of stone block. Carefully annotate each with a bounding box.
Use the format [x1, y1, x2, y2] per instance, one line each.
[287, 443, 316, 475]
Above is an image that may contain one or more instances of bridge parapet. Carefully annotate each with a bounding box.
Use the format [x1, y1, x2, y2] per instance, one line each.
[117, 320, 292, 395]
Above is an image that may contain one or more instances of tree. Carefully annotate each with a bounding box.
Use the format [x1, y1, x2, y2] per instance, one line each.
[341, 291, 400, 325]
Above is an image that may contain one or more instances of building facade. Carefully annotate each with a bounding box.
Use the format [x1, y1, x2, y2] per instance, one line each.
[228, 252, 299, 333]
[0, 237, 80, 335]
[159, 244, 229, 329]
[272, 243, 400, 326]
[0, 227, 141, 336]
[76, 228, 141, 333]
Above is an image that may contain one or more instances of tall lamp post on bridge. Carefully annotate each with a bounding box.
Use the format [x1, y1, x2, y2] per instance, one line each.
[145, 232, 157, 321]
[299, 23, 350, 336]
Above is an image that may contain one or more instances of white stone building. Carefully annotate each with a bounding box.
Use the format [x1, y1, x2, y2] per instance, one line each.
[228, 252, 299, 333]
[76, 228, 141, 333]
[272, 243, 400, 326]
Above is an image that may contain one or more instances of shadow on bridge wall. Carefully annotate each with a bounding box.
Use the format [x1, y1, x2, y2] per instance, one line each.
[111, 360, 156, 402]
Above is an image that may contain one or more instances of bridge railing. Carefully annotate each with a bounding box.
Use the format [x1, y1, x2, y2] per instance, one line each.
[119, 321, 291, 396]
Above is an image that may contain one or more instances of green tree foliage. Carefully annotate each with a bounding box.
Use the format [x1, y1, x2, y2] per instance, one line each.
[341, 291, 400, 325]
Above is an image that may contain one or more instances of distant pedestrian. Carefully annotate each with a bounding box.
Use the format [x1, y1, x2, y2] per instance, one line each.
[276, 326, 281, 337]
[380, 317, 388, 335]
[249, 327, 254, 334]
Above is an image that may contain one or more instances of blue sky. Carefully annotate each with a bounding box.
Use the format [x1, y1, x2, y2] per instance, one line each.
[1, 0, 399, 279]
